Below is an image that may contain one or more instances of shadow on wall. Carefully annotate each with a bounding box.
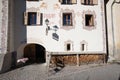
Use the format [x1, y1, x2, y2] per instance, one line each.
[0, 0, 26, 73]
[1, 53, 12, 73]
[104, 0, 109, 63]
[118, 74, 120, 80]
[14, 0, 27, 51]
[14, 0, 27, 61]
[0, 51, 17, 73]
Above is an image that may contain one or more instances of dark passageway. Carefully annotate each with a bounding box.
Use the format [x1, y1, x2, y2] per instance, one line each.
[24, 44, 46, 63]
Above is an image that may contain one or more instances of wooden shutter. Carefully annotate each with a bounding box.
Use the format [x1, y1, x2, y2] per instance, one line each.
[91, 16, 94, 25]
[89, 15, 94, 26]
[72, 0, 77, 4]
[70, 14, 72, 25]
[40, 13, 43, 25]
[81, 0, 84, 4]
[24, 12, 28, 25]
[37, 12, 40, 25]
[94, 0, 98, 5]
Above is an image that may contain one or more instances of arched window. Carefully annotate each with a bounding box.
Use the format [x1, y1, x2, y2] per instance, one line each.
[80, 40, 88, 51]
[65, 40, 73, 51]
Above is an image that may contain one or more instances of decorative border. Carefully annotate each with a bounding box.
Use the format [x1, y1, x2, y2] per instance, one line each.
[100, 0, 106, 52]
[82, 10, 97, 31]
[1, 0, 8, 53]
[26, 7, 40, 12]
[64, 40, 74, 51]
[40, 2, 47, 9]
[80, 40, 88, 51]
[59, 8, 76, 30]
[53, 3, 60, 10]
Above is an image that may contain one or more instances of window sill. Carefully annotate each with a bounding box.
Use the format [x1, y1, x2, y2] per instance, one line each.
[81, 4, 98, 6]
[61, 25, 74, 30]
[83, 25, 96, 31]
[26, 24, 43, 26]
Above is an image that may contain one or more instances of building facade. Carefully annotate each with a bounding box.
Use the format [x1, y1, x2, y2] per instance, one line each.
[0, 0, 108, 73]
[22, 0, 106, 66]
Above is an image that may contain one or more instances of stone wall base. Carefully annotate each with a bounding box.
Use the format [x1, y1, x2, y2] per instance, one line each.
[50, 54, 106, 67]
[79, 54, 105, 65]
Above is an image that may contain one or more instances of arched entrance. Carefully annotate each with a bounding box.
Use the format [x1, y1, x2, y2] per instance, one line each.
[24, 44, 46, 63]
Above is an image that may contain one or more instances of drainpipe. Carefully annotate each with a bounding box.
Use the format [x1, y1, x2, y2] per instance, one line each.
[111, 0, 120, 57]
[111, 0, 115, 57]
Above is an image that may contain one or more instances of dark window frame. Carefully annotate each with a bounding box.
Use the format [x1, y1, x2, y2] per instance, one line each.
[28, 12, 37, 25]
[60, 0, 77, 5]
[62, 0, 72, 4]
[85, 14, 94, 26]
[67, 43, 71, 51]
[63, 13, 73, 26]
[81, 44, 85, 51]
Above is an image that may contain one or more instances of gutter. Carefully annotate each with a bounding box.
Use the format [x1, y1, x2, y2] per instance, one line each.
[111, 0, 115, 57]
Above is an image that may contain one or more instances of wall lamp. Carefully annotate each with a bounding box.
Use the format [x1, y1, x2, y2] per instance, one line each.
[45, 19, 59, 35]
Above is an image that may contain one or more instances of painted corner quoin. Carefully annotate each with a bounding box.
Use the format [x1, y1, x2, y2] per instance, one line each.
[0, 0, 8, 54]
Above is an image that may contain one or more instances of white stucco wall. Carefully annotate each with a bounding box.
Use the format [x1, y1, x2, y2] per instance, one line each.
[0, 1, 2, 53]
[25, 0, 106, 53]
[107, 0, 120, 60]
[113, 3, 120, 59]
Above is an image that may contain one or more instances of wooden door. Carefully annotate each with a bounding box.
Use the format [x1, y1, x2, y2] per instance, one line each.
[24, 44, 36, 62]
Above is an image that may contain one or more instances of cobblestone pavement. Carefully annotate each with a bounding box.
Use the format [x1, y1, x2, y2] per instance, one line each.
[0, 63, 120, 80]
[0, 63, 48, 80]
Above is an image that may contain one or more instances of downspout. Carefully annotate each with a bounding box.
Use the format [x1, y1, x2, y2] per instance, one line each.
[111, 0, 115, 57]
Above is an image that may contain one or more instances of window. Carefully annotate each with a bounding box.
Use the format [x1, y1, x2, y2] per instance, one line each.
[60, 9, 75, 30]
[81, 44, 85, 51]
[85, 14, 94, 26]
[24, 12, 43, 25]
[80, 40, 88, 51]
[62, 0, 71, 4]
[28, 12, 37, 25]
[27, 0, 39, 1]
[67, 43, 71, 51]
[81, 0, 98, 5]
[59, 0, 77, 4]
[63, 13, 72, 26]
[65, 40, 73, 51]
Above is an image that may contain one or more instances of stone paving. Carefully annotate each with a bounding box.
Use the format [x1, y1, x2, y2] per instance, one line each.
[0, 63, 120, 80]
[0, 63, 48, 80]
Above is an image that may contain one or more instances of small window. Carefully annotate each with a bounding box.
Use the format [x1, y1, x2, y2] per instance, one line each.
[81, 0, 98, 5]
[85, 14, 94, 26]
[63, 13, 72, 26]
[80, 40, 87, 51]
[81, 44, 85, 51]
[67, 43, 71, 51]
[60, 0, 77, 4]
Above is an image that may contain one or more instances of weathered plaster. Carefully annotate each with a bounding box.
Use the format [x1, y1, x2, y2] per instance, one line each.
[1, 0, 8, 54]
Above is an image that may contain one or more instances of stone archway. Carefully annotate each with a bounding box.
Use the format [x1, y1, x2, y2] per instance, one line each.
[24, 44, 46, 63]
